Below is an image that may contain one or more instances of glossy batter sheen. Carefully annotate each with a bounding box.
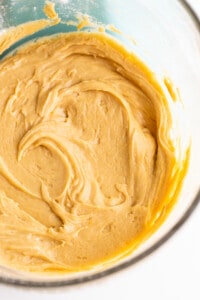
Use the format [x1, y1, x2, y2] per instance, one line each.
[0, 32, 188, 273]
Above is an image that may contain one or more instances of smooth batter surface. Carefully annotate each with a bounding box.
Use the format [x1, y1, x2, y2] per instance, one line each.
[0, 32, 188, 273]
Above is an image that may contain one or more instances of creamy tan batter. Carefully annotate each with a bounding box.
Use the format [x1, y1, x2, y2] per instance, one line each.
[0, 31, 189, 273]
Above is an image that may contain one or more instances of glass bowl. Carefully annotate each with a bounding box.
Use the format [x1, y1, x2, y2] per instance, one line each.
[0, 0, 199, 288]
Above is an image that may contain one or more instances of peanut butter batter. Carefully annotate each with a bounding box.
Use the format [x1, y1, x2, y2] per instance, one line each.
[0, 31, 189, 273]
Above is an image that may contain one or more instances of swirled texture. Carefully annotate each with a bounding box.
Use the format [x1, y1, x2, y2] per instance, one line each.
[0, 32, 188, 273]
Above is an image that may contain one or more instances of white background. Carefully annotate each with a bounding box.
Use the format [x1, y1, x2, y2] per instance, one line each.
[0, 1, 200, 299]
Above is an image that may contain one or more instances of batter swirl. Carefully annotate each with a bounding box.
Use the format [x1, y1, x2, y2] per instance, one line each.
[0, 32, 188, 272]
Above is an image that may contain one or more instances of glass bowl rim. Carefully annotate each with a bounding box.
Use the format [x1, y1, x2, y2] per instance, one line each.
[0, 0, 199, 288]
